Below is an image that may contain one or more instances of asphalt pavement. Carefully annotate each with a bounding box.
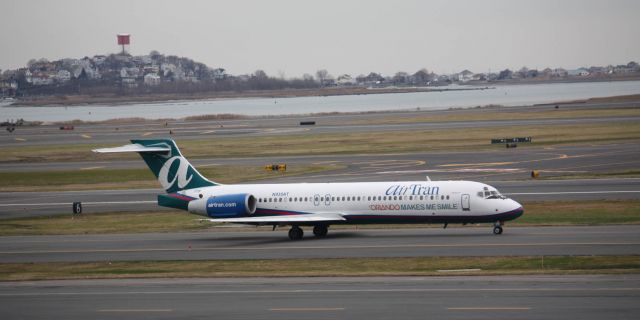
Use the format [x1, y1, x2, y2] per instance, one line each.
[1, 275, 638, 320]
[1, 225, 638, 263]
[1, 178, 638, 218]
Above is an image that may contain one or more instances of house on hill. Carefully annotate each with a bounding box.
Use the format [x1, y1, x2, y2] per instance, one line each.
[458, 70, 474, 83]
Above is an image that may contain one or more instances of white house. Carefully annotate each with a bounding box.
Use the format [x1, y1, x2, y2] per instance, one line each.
[458, 70, 474, 83]
[567, 68, 590, 77]
[30, 72, 54, 86]
[144, 73, 161, 86]
[55, 70, 72, 83]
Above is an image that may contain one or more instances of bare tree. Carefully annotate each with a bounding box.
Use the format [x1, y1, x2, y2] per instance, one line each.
[316, 69, 329, 86]
[393, 71, 409, 84]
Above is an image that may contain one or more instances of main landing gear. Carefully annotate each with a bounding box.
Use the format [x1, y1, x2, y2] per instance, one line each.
[287, 225, 329, 240]
[313, 225, 328, 237]
[493, 221, 504, 235]
[288, 226, 304, 240]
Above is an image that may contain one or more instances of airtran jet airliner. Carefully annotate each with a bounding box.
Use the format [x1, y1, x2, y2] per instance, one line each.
[94, 139, 523, 240]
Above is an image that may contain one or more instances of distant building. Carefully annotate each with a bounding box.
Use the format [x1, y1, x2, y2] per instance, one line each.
[30, 72, 54, 86]
[211, 68, 226, 80]
[458, 70, 474, 83]
[144, 73, 161, 86]
[144, 64, 160, 74]
[55, 70, 72, 83]
[92, 55, 107, 65]
[567, 68, 590, 77]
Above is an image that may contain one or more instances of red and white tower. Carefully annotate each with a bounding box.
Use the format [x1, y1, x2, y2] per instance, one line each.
[117, 34, 130, 55]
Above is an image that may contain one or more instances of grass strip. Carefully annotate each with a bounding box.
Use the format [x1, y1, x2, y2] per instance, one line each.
[1, 256, 639, 281]
[511, 200, 640, 226]
[1, 200, 639, 236]
[4, 122, 640, 162]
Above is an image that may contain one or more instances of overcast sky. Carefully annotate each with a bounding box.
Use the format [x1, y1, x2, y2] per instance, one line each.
[1, 0, 639, 77]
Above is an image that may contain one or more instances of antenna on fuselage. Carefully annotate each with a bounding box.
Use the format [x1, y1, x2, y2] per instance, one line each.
[426, 176, 431, 181]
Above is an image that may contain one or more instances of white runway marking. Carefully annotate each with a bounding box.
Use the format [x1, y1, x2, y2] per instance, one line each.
[0, 201, 156, 207]
[506, 191, 640, 195]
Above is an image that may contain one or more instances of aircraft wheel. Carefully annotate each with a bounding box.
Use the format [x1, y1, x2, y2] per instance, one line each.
[288, 226, 304, 240]
[493, 226, 503, 235]
[313, 225, 328, 237]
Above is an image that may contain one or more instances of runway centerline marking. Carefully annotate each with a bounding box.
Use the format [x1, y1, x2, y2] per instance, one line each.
[79, 166, 105, 171]
[447, 307, 530, 311]
[269, 307, 345, 311]
[506, 191, 640, 195]
[0, 201, 156, 207]
[97, 309, 172, 312]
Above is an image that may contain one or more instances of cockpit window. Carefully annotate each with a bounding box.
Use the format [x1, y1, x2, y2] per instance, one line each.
[479, 189, 506, 199]
[487, 190, 506, 199]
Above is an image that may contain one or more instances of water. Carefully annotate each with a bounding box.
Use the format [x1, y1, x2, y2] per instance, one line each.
[2, 81, 640, 122]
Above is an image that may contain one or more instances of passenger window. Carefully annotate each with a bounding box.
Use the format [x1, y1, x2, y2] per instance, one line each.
[357, 196, 361, 201]
[430, 196, 434, 200]
[446, 195, 450, 200]
[332, 197, 335, 201]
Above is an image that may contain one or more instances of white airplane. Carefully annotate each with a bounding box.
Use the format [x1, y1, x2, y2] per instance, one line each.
[94, 139, 524, 240]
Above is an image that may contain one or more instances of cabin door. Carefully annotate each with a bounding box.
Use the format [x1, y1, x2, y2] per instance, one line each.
[461, 194, 470, 211]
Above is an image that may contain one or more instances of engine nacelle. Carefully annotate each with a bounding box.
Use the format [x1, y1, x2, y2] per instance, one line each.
[188, 193, 257, 218]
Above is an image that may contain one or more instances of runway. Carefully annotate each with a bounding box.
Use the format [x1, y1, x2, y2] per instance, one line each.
[2, 101, 638, 147]
[1, 225, 639, 263]
[1, 275, 639, 319]
[1, 139, 639, 218]
[2, 142, 638, 180]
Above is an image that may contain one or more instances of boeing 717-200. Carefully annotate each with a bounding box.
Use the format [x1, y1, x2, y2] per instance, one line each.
[93, 139, 524, 240]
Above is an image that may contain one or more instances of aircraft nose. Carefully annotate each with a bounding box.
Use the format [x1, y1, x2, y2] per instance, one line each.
[511, 199, 524, 217]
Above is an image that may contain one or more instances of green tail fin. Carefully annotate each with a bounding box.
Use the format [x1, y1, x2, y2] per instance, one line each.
[130, 139, 218, 193]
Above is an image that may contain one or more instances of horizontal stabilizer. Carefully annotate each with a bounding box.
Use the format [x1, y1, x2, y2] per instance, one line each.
[208, 212, 346, 224]
[92, 144, 170, 154]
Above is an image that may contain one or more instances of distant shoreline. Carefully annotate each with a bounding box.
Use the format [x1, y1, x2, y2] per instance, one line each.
[10, 76, 640, 108]
[10, 86, 492, 108]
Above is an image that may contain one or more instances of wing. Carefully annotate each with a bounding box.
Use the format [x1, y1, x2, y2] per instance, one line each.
[92, 144, 170, 153]
[206, 212, 346, 224]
